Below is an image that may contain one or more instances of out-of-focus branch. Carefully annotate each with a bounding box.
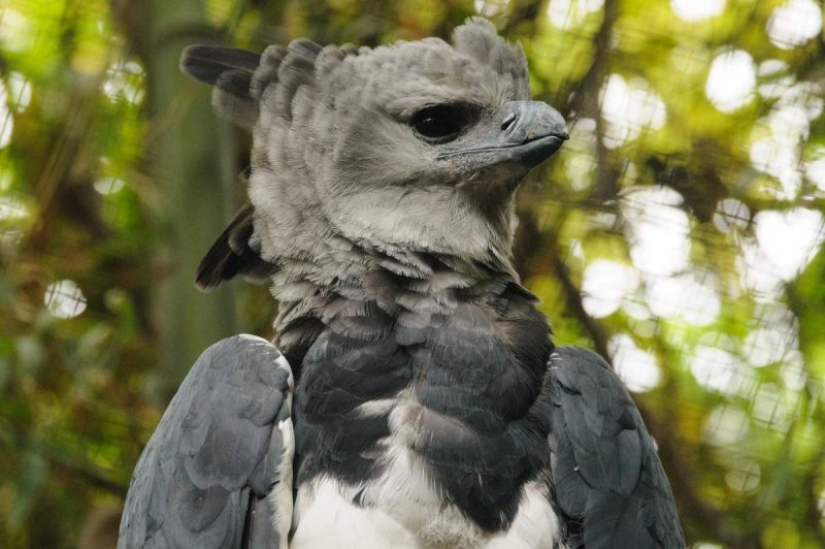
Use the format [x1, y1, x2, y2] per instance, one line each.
[545, 229, 611, 361]
[647, 410, 757, 549]
[503, 0, 545, 34]
[787, 282, 825, 547]
[806, 444, 825, 547]
[516, 0, 620, 282]
[0, 435, 127, 497]
[577, 0, 619, 201]
[47, 451, 127, 496]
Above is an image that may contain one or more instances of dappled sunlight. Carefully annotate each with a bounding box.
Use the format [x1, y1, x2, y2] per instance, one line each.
[0, 194, 28, 222]
[44, 280, 88, 319]
[750, 81, 823, 200]
[805, 151, 825, 193]
[705, 49, 756, 113]
[600, 75, 667, 149]
[751, 383, 792, 432]
[691, 344, 756, 398]
[646, 271, 721, 326]
[0, 81, 12, 149]
[725, 457, 761, 494]
[704, 404, 750, 446]
[754, 208, 825, 281]
[581, 259, 639, 318]
[563, 117, 598, 191]
[778, 352, 807, 391]
[473, 0, 510, 17]
[102, 60, 146, 105]
[609, 333, 662, 392]
[757, 59, 793, 99]
[744, 325, 798, 369]
[804, 149, 825, 193]
[546, 0, 604, 29]
[621, 186, 690, 276]
[93, 177, 125, 195]
[6, 72, 31, 113]
[0, 8, 35, 53]
[670, 0, 726, 22]
[712, 197, 750, 233]
[766, 0, 822, 50]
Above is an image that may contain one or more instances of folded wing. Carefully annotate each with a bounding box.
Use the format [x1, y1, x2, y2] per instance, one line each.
[543, 346, 685, 548]
[118, 335, 294, 549]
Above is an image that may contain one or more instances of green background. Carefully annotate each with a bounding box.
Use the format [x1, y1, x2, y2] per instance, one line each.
[1, 0, 824, 547]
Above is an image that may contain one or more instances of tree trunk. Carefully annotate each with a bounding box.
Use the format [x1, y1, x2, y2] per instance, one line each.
[141, 0, 239, 398]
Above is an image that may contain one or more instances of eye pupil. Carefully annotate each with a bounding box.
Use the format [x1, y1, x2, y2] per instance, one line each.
[418, 116, 449, 137]
[410, 105, 475, 144]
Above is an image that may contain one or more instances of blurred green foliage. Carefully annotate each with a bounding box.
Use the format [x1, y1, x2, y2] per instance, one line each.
[1, 0, 824, 547]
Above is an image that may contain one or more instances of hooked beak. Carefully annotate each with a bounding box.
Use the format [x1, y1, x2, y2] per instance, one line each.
[437, 101, 568, 170]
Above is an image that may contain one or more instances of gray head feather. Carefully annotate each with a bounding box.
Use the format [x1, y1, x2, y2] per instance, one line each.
[250, 19, 531, 264]
[182, 18, 565, 296]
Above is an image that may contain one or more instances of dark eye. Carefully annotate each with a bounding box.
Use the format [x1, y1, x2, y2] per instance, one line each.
[410, 105, 477, 144]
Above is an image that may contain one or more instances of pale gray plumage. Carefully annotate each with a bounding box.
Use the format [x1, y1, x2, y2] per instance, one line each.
[120, 18, 684, 549]
[119, 336, 292, 548]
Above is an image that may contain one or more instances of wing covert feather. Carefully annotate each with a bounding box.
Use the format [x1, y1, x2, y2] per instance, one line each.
[195, 203, 276, 291]
[118, 335, 294, 549]
[543, 346, 685, 549]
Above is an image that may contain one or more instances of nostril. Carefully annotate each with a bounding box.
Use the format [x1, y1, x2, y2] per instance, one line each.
[501, 113, 516, 131]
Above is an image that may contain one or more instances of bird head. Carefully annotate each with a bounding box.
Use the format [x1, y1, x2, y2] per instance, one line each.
[182, 18, 566, 284]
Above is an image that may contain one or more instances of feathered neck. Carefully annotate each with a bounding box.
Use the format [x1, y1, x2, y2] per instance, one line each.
[270, 234, 526, 370]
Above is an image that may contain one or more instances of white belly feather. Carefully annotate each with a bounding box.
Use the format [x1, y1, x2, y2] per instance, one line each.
[288, 396, 560, 549]
[290, 477, 559, 549]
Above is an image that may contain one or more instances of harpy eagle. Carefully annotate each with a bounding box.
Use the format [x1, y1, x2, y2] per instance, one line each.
[118, 18, 685, 549]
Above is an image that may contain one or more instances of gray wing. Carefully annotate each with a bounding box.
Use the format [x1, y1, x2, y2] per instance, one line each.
[544, 346, 685, 549]
[118, 335, 294, 549]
